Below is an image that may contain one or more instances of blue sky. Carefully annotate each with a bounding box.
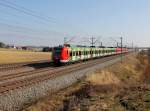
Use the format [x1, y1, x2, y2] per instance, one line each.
[0, 0, 150, 47]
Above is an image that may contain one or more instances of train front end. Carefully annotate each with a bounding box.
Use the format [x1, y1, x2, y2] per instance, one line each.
[52, 46, 70, 65]
[52, 47, 62, 64]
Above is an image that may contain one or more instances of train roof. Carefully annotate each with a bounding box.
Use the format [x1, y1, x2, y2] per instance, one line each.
[54, 44, 127, 51]
[64, 44, 117, 48]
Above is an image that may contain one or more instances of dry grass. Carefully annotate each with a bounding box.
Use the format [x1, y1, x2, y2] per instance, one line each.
[22, 53, 150, 111]
[142, 64, 150, 84]
[0, 50, 51, 64]
[86, 70, 120, 85]
[138, 52, 150, 84]
[22, 83, 82, 111]
[23, 98, 63, 111]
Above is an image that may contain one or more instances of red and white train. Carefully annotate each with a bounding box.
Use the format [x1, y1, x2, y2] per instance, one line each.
[52, 44, 128, 64]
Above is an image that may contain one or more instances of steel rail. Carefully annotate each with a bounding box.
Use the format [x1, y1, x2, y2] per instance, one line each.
[0, 54, 122, 94]
[0, 60, 50, 71]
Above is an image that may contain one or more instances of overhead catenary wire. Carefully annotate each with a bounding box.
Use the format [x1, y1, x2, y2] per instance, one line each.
[0, 0, 90, 42]
[0, 8, 68, 36]
[0, 16, 70, 42]
[0, 14, 68, 36]
[0, 1, 131, 47]
[0, 7, 59, 31]
[0, 2, 57, 23]
[1, 0, 90, 34]
[0, 22, 66, 36]
[0, 1, 74, 40]
[1, 0, 56, 21]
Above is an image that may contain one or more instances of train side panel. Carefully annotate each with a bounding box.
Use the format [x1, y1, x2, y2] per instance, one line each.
[52, 46, 129, 64]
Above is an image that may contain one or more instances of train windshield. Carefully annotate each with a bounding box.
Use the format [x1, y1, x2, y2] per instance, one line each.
[54, 47, 62, 56]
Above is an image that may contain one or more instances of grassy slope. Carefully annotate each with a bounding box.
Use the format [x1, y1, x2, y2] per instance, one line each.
[0, 49, 51, 64]
[22, 53, 150, 111]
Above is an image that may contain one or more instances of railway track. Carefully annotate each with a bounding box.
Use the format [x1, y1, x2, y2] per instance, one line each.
[0, 60, 50, 71]
[0, 67, 55, 82]
[0, 55, 122, 94]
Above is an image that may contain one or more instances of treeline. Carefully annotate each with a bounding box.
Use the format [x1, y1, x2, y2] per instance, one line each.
[42, 47, 53, 52]
[0, 42, 6, 48]
[0, 41, 54, 52]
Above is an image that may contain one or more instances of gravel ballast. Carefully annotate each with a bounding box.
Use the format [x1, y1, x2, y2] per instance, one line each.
[0, 57, 120, 111]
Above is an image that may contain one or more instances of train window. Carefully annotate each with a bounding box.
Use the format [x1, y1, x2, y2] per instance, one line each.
[70, 52, 72, 56]
[79, 51, 81, 56]
[103, 50, 105, 53]
[54, 50, 61, 56]
[76, 51, 78, 56]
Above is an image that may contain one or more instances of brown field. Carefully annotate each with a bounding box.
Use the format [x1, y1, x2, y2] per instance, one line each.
[0, 49, 51, 64]
[23, 53, 150, 111]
